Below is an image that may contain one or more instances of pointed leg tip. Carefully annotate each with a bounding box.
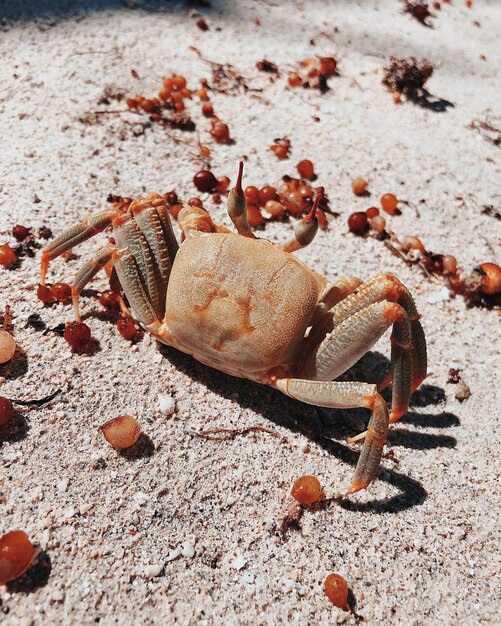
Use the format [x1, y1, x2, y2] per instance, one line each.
[389, 407, 407, 423]
[343, 480, 366, 497]
[411, 375, 427, 393]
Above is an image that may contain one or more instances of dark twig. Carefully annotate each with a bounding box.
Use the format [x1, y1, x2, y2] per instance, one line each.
[11, 389, 62, 407]
[196, 424, 287, 443]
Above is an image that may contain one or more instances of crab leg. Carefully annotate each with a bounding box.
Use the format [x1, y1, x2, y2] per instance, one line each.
[154, 203, 179, 266]
[68, 245, 118, 321]
[302, 300, 413, 424]
[318, 276, 363, 311]
[40, 208, 118, 285]
[112, 211, 164, 319]
[112, 195, 178, 321]
[118, 195, 179, 321]
[274, 378, 389, 494]
[326, 274, 426, 392]
[112, 248, 158, 327]
[133, 200, 175, 274]
[307, 276, 363, 347]
[132, 207, 171, 319]
[227, 161, 256, 239]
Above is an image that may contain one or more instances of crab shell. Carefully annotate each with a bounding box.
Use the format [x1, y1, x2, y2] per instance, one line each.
[165, 233, 327, 381]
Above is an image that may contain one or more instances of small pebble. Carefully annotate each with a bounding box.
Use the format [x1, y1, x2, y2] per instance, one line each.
[134, 491, 149, 505]
[232, 554, 247, 570]
[64, 506, 76, 519]
[40, 529, 51, 549]
[165, 546, 182, 562]
[158, 394, 176, 416]
[51, 589, 65, 603]
[455, 380, 471, 402]
[181, 542, 195, 558]
[143, 563, 163, 578]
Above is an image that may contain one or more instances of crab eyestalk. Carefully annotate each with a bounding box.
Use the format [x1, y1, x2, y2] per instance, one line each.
[227, 161, 255, 238]
[282, 190, 321, 253]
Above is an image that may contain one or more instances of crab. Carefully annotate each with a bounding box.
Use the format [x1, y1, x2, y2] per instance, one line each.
[40, 163, 427, 495]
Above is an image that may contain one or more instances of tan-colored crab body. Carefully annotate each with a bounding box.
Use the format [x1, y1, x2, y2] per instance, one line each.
[165, 234, 326, 381]
[40, 163, 427, 495]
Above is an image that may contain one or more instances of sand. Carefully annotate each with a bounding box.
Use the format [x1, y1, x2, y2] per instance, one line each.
[0, 1, 500, 624]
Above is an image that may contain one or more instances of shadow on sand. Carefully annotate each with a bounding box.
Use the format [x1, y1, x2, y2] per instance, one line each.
[0, 0, 222, 23]
[158, 345, 459, 514]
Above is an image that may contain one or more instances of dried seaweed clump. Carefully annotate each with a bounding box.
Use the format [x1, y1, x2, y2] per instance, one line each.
[382, 56, 433, 97]
[256, 59, 279, 74]
[287, 57, 338, 93]
[403, 1, 433, 26]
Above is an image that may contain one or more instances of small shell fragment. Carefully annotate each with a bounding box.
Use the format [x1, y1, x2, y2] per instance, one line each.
[181, 542, 195, 558]
[143, 563, 163, 578]
[455, 380, 471, 402]
[232, 554, 247, 570]
[165, 546, 182, 562]
[158, 394, 176, 416]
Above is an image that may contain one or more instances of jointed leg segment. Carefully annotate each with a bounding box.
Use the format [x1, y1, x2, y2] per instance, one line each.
[274, 378, 389, 494]
[225, 161, 321, 251]
[70, 245, 118, 321]
[40, 207, 119, 285]
[40, 195, 178, 329]
[285, 273, 427, 493]
[227, 161, 256, 238]
[112, 249, 158, 326]
[305, 273, 426, 416]
[317, 273, 426, 392]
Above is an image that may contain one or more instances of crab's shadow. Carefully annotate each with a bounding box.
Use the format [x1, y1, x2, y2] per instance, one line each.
[0, 0, 225, 22]
[159, 346, 459, 514]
